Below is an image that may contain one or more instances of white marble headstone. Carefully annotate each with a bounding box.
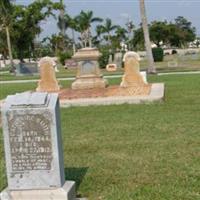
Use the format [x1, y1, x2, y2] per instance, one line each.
[1, 92, 65, 190]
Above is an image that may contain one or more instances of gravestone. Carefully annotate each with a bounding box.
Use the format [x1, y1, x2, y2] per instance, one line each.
[108, 54, 113, 64]
[106, 64, 117, 72]
[0, 60, 6, 68]
[168, 60, 178, 68]
[65, 59, 78, 69]
[114, 52, 122, 68]
[15, 62, 38, 76]
[72, 48, 108, 90]
[36, 57, 60, 92]
[0, 92, 77, 200]
[120, 51, 148, 87]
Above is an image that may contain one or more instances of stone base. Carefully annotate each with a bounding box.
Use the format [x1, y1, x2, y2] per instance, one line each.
[60, 83, 165, 107]
[72, 77, 108, 90]
[0, 181, 80, 200]
[36, 81, 60, 92]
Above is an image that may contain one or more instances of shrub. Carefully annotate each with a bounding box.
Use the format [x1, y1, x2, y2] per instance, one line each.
[57, 51, 72, 66]
[152, 47, 164, 62]
[99, 47, 110, 68]
[172, 49, 178, 54]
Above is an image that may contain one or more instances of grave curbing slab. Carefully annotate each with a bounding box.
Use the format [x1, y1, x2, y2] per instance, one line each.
[59, 83, 165, 107]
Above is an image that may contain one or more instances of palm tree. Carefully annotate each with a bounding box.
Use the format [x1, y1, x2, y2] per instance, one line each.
[97, 18, 118, 46]
[96, 25, 104, 41]
[92, 25, 105, 46]
[139, 0, 156, 74]
[64, 15, 77, 54]
[57, 14, 69, 36]
[115, 26, 128, 42]
[75, 10, 103, 47]
[57, 0, 68, 51]
[43, 34, 64, 55]
[57, 1, 77, 54]
[0, 0, 14, 71]
[126, 20, 135, 50]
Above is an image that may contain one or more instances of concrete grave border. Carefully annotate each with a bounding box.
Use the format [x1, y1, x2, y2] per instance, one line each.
[59, 83, 165, 107]
[0, 83, 164, 109]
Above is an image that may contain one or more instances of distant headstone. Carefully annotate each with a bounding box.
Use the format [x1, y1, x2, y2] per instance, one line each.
[120, 51, 147, 87]
[0, 60, 6, 68]
[65, 59, 78, 68]
[15, 62, 38, 76]
[36, 57, 60, 92]
[106, 64, 117, 72]
[108, 54, 113, 64]
[72, 48, 108, 89]
[55, 65, 59, 72]
[168, 60, 178, 68]
[0, 92, 77, 200]
[114, 52, 122, 68]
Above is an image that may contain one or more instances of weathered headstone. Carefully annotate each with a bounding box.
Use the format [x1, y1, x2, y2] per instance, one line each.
[15, 62, 38, 76]
[120, 51, 147, 87]
[114, 52, 122, 68]
[36, 57, 60, 92]
[168, 60, 178, 68]
[65, 59, 78, 69]
[108, 54, 113, 64]
[72, 48, 108, 89]
[106, 64, 117, 72]
[0, 92, 77, 200]
[0, 60, 6, 68]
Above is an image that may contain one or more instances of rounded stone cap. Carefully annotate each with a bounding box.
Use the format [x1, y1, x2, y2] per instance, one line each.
[72, 48, 102, 61]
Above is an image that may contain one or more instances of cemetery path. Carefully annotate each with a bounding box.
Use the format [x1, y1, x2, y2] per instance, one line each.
[157, 71, 200, 76]
[0, 71, 200, 84]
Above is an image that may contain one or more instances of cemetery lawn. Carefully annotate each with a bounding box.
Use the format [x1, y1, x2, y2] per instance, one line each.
[0, 74, 200, 199]
[1, 54, 200, 81]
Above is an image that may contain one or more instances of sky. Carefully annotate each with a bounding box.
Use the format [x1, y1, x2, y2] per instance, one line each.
[15, 0, 200, 40]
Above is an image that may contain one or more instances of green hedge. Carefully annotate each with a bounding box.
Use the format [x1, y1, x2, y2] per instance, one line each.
[57, 51, 72, 66]
[152, 47, 164, 62]
[99, 47, 110, 68]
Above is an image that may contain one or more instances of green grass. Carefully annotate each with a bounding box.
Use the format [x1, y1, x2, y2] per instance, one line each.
[0, 80, 72, 100]
[1, 74, 200, 199]
[0, 78, 129, 100]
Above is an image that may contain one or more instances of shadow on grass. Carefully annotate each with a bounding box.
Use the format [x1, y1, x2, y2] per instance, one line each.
[64, 167, 88, 191]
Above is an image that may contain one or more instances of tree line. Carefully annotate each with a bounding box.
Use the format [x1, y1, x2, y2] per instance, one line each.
[0, 0, 198, 71]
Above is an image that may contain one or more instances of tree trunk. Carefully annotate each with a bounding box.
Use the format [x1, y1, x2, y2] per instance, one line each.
[88, 28, 92, 48]
[89, 38, 92, 48]
[60, 0, 66, 50]
[71, 28, 76, 54]
[5, 26, 14, 71]
[108, 33, 111, 46]
[60, 0, 65, 36]
[139, 0, 156, 74]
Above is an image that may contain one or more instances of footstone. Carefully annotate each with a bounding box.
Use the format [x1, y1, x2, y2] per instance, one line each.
[0, 92, 82, 200]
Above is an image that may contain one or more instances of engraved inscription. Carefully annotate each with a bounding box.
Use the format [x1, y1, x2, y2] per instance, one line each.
[8, 114, 53, 172]
[81, 61, 95, 75]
